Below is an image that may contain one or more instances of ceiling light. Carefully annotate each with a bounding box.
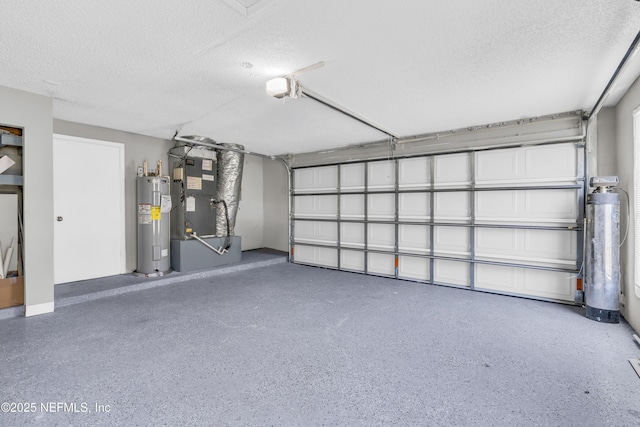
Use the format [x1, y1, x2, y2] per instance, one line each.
[266, 77, 290, 98]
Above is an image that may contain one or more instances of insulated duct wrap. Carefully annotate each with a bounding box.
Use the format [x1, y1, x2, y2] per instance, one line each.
[216, 144, 244, 236]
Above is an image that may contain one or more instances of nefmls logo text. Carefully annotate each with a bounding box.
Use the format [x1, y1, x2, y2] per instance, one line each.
[41, 402, 89, 413]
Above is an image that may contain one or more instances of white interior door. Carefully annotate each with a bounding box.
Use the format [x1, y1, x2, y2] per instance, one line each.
[53, 135, 125, 284]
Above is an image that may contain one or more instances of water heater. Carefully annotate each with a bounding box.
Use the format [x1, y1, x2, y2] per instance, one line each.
[136, 171, 171, 276]
[585, 176, 620, 323]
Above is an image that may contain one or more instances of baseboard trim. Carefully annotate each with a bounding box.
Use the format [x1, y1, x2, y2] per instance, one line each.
[25, 302, 55, 317]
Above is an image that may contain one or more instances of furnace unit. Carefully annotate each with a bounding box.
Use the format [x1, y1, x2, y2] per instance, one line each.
[169, 144, 218, 239]
[168, 137, 243, 272]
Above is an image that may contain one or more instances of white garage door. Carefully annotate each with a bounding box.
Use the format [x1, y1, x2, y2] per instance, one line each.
[291, 142, 584, 303]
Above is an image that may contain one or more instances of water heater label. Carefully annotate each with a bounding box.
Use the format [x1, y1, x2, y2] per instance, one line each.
[138, 204, 151, 224]
[161, 195, 172, 213]
[161, 249, 168, 258]
[151, 206, 161, 221]
[187, 176, 202, 190]
[202, 174, 215, 182]
[202, 159, 213, 171]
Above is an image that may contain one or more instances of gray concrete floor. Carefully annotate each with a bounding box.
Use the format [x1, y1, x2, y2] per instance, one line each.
[54, 248, 288, 307]
[1, 262, 639, 426]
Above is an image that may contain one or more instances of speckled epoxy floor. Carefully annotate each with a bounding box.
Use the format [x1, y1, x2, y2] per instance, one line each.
[1, 263, 639, 426]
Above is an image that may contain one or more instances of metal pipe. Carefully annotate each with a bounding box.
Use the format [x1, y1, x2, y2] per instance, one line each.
[588, 30, 640, 119]
[300, 89, 398, 140]
[175, 136, 277, 160]
[190, 233, 227, 255]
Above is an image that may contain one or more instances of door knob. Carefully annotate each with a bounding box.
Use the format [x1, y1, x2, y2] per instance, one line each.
[56, 216, 63, 222]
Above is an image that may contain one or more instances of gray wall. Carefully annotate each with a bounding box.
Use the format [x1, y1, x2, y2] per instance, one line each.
[596, 107, 617, 176]
[262, 160, 289, 252]
[611, 76, 640, 334]
[53, 120, 265, 272]
[0, 85, 54, 314]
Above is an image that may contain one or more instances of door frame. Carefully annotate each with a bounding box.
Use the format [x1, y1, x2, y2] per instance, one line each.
[53, 134, 127, 281]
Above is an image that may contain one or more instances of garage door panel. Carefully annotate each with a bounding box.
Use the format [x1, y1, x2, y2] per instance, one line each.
[295, 195, 337, 218]
[368, 224, 394, 251]
[340, 163, 365, 191]
[434, 226, 469, 257]
[341, 250, 364, 272]
[294, 245, 316, 265]
[476, 190, 518, 219]
[294, 166, 338, 192]
[475, 228, 576, 267]
[476, 143, 577, 186]
[476, 189, 576, 225]
[476, 150, 518, 183]
[476, 228, 517, 252]
[523, 229, 576, 263]
[434, 260, 470, 287]
[398, 225, 430, 254]
[399, 256, 430, 281]
[294, 221, 337, 245]
[368, 160, 395, 190]
[475, 264, 519, 292]
[294, 245, 338, 268]
[399, 157, 430, 188]
[368, 193, 395, 219]
[368, 253, 395, 276]
[399, 193, 429, 221]
[341, 194, 364, 219]
[434, 153, 470, 187]
[475, 265, 575, 301]
[435, 192, 470, 222]
[523, 269, 574, 299]
[341, 223, 364, 248]
[524, 144, 576, 183]
[524, 190, 576, 222]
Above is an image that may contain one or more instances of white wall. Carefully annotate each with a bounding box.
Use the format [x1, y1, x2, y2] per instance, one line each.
[602, 76, 640, 334]
[234, 155, 264, 251]
[262, 159, 289, 252]
[0, 85, 54, 315]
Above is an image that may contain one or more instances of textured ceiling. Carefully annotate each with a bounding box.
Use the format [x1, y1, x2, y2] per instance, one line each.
[0, 0, 639, 155]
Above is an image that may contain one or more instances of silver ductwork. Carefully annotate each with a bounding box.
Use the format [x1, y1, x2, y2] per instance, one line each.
[216, 143, 244, 236]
